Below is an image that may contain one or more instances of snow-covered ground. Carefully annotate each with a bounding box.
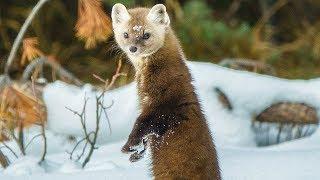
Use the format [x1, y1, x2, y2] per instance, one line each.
[1, 61, 320, 179]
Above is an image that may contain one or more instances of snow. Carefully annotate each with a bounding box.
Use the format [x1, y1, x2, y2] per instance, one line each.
[1, 61, 320, 179]
[3, 156, 45, 175]
[2, 140, 320, 179]
[43, 82, 138, 144]
[133, 25, 143, 32]
[58, 161, 82, 173]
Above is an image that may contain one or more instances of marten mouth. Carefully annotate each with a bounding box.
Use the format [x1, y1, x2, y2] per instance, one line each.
[128, 51, 140, 56]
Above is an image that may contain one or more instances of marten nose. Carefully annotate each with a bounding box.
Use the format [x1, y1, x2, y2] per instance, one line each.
[129, 46, 138, 53]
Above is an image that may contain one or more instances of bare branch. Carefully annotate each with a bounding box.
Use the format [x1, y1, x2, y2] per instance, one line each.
[1, 142, 18, 158]
[101, 101, 114, 135]
[4, 0, 50, 75]
[252, 0, 289, 55]
[30, 77, 47, 163]
[76, 141, 88, 162]
[255, 0, 289, 30]
[67, 132, 95, 161]
[93, 59, 127, 99]
[6, 124, 26, 156]
[22, 57, 83, 86]
[0, 149, 9, 168]
[67, 137, 86, 160]
[65, 107, 83, 117]
[81, 97, 100, 168]
[92, 74, 106, 84]
[105, 59, 127, 91]
[68, 60, 124, 168]
[24, 134, 42, 151]
[224, 0, 242, 21]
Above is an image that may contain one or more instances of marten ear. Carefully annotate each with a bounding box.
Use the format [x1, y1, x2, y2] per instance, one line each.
[112, 3, 130, 25]
[147, 4, 170, 27]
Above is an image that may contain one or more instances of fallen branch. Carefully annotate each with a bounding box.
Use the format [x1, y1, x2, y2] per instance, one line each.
[219, 58, 276, 75]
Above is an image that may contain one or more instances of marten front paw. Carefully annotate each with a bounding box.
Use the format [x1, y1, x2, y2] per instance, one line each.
[121, 137, 142, 153]
[129, 149, 146, 162]
[122, 138, 147, 162]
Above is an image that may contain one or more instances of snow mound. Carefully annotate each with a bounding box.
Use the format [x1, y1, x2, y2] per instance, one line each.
[43, 61, 320, 147]
[1, 61, 320, 179]
[3, 156, 45, 176]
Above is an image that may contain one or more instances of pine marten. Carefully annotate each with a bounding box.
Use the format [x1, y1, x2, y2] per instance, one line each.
[111, 4, 221, 179]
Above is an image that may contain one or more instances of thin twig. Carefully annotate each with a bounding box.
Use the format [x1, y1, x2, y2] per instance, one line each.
[31, 76, 47, 163]
[105, 59, 127, 91]
[8, 125, 25, 156]
[4, 0, 50, 75]
[1, 142, 18, 158]
[76, 141, 88, 162]
[225, 0, 242, 21]
[0, 149, 9, 168]
[17, 121, 25, 155]
[255, 0, 289, 30]
[67, 137, 86, 160]
[81, 97, 100, 168]
[66, 97, 90, 138]
[24, 134, 42, 150]
[252, 0, 289, 54]
[68, 60, 125, 168]
[101, 100, 114, 135]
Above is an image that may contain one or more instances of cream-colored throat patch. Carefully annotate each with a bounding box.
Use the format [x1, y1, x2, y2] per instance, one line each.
[129, 56, 149, 71]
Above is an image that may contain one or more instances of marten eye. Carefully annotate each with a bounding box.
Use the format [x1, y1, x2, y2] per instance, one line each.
[123, 32, 129, 39]
[143, 33, 150, 40]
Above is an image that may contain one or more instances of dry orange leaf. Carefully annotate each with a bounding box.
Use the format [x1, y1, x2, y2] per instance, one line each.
[0, 83, 46, 131]
[21, 37, 44, 65]
[75, 0, 112, 49]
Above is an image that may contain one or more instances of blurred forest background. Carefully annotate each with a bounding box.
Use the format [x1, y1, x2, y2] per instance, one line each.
[1, 0, 320, 86]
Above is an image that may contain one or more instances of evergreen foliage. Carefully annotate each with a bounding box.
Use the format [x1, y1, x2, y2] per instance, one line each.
[1, 0, 320, 81]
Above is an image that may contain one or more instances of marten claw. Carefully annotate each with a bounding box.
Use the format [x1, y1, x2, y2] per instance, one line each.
[122, 138, 148, 162]
[121, 138, 141, 153]
[129, 149, 146, 162]
[121, 144, 135, 153]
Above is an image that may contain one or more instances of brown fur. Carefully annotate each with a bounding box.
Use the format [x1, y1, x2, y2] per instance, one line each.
[116, 7, 221, 180]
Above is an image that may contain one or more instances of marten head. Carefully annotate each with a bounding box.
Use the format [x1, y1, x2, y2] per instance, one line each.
[111, 4, 170, 60]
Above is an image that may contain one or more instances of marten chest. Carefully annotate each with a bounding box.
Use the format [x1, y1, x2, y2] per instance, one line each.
[136, 63, 152, 107]
[135, 61, 164, 107]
